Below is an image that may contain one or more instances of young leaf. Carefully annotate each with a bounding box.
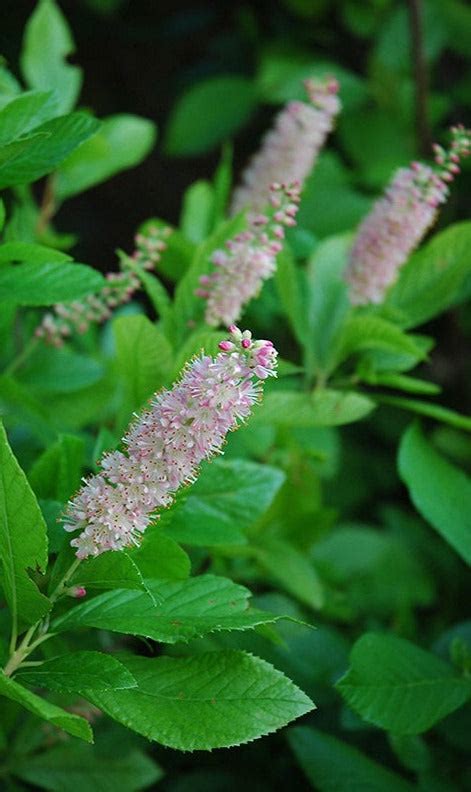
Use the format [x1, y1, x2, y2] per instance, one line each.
[288, 726, 414, 791]
[0, 242, 71, 265]
[0, 421, 50, 625]
[180, 180, 215, 243]
[164, 76, 256, 156]
[12, 744, 163, 792]
[163, 459, 285, 546]
[16, 651, 137, 693]
[332, 315, 427, 369]
[0, 260, 105, 306]
[0, 672, 92, 742]
[56, 114, 157, 199]
[52, 574, 286, 642]
[253, 538, 325, 610]
[336, 633, 471, 734]
[83, 650, 314, 750]
[399, 423, 471, 563]
[0, 113, 99, 189]
[21, 0, 83, 114]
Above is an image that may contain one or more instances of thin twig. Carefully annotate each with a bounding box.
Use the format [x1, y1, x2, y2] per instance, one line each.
[408, 0, 433, 155]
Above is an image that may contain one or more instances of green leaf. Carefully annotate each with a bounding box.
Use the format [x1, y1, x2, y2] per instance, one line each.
[0, 199, 5, 231]
[0, 421, 50, 625]
[275, 246, 308, 345]
[113, 314, 173, 418]
[0, 260, 105, 305]
[165, 76, 257, 156]
[288, 727, 415, 791]
[0, 671, 92, 742]
[360, 371, 440, 396]
[164, 459, 285, 546]
[384, 222, 471, 328]
[56, 114, 156, 199]
[333, 315, 427, 369]
[128, 528, 190, 580]
[0, 91, 58, 147]
[254, 390, 376, 427]
[17, 651, 137, 692]
[52, 574, 286, 642]
[20, 347, 104, 394]
[0, 242, 71, 265]
[84, 650, 314, 750]
[12, 744, 163, 792]
[69, 552, 147, 592]
[336, 633, 471, 734]
[253, 538, 324, 610]
[0, 112, 99, 189]
[399, 423, 471, 563]
[28, 434, 85, 503]
[376, 394, 471, 432]
[21, 0, 83, 114]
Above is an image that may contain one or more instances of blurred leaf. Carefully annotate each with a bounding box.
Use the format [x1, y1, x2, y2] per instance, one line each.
[12, 743, 162, 792]
[84, 650, 313, 750]
[399, 423, 471, 563]
[28, 433, 84, 502]
[180, 180, 215, 243]
[275, 246, 308, 345]
[0, 260, 105, 305]
[376, 394, 471, 432]
[164, 76, 257, 156]
[164, 459, 285, 546]
[56, 114, 156, 199]
[0, 421, 50, 625]
[383, 222, 471, 328]
[0, 91, 58, 146]
[332, 315, 427, 370]
[17, 651, 137, 692]
[254, 537, 324, 609]
[255, 390, 375, 427]
[21, 347, 104, 393]
[0, 673, 92, 743]
[21, 0, 83, 114]
[0, 112, 100, 189]
[337, 633, 471, 733]
[0, 242, 71, 265]
[288, 726, 414, 791]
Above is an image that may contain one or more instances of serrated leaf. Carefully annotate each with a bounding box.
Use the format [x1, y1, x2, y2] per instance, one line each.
[69, 552, 147, 592]
[0, 260, 105, 305]
[0, 671, 92, 742]
[0, 421, 50, 625]
[52, 574, 285, 642]
[16, 651, 137, 693]
[84, 650, 314, 750]
[336, 633, 471, 734]
[21, 0, 83, 114]
[288, 726, 414, 791]
[399, 423, 471, 563]
[56, 114, 156, 199]
[163, 459, 285, 546]
[12, 744, 163, 792]
[165, 76, 256, 156]
[254, 390, 375, 427]
[0, 113, 99, 189]
[128, 528, 190, 580]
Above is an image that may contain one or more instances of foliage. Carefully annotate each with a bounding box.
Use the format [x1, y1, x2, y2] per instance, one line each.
[0, 1, 470, 790]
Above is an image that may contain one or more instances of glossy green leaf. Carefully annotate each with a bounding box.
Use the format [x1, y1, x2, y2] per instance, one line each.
[333, 315, 427, 369]
[180, 180, 215, 243]
[56, 114, 156, 199]
[336, 633, 471, 733]
[0, 671, 92, 742]
[254, 390, 375, 427]
[28, 433, 85, 502]
[0, 91, 58, 147]
[0, 260, 104, 306]
[0, 112, 99, 189]
[21, 0, 82, 114]
[85, 650, 314, 750]
[17, 651, 137, 693]
[399, 423, 471, 563]
[0, 242, 71, 265]
[0, 421, 50, 625]
[288, 727, 414, 791]
[128, 528, 190, 580]
[53, 574, 285, 642]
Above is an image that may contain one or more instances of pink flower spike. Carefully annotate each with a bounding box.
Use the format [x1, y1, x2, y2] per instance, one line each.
[241, 339, 251, 349]
[62, 329, 277, 559]
[218, 340, 234, 351]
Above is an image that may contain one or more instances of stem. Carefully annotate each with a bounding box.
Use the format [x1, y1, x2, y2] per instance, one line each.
[3, 337, 39, 377]
[408, 0, 432, 155]
[2, 558, 81, 677]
